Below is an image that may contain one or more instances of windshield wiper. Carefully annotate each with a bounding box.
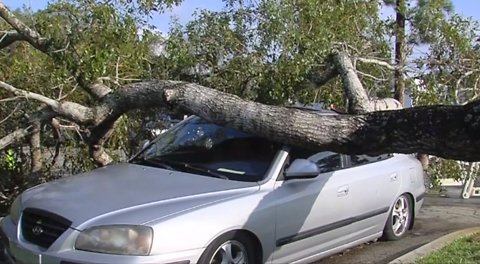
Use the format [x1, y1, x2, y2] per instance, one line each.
[160, 159, 229, 180]
[135, 157, 229, 180]
[184, 163, 229, 180]
[134, 158, 176, 171]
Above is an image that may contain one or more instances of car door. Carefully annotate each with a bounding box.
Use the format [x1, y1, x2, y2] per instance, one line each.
[339, 154, 400, 240]
[271, 149, 356, 264]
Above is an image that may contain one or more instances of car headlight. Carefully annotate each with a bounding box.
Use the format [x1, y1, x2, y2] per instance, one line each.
[9, 196, 22, 225]
[75, 225, 153, 256]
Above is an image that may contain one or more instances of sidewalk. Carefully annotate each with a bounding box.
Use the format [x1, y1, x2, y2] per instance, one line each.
[389, 185, 480, 263]
[389, 226, 480, 263]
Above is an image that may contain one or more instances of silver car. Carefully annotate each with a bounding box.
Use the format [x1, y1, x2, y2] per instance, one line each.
[0, 114, 425, 264]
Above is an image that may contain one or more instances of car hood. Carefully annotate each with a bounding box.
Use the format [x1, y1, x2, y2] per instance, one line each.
[21, 163, 259, 228]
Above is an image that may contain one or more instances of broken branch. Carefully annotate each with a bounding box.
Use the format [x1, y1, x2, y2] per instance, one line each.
[356, 57, 398, 71]
[0, 3, 49, 52]
[0, 30, 28, 49]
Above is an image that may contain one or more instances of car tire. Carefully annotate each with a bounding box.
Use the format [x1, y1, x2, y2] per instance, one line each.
[197, 231, 258, 264]
[381, 194, 413, 241]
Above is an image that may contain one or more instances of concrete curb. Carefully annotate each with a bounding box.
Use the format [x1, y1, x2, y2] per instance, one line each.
[389, 226, 480, 264]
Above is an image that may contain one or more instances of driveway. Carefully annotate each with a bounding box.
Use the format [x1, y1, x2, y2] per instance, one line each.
[316, 187, 480, 264]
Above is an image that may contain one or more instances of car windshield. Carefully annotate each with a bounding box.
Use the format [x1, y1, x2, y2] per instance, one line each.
[131, 116, 281, 182]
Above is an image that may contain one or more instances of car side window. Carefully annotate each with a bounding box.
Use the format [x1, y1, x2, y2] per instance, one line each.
[350, 154, 392, 167]
[289, 148, 343, 173]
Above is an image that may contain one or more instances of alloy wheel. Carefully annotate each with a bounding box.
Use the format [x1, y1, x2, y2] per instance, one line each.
[391, 195, 410, 237]
[209, 239, 248, 264]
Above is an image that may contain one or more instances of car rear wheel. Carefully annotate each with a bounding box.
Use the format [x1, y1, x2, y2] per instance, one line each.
[382, 194, 412, 241]
[198, 232, 257, 264]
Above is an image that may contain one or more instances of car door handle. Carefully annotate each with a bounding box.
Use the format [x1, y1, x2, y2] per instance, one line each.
[337, 185, 349, 197]
[390, 173, 398, 182]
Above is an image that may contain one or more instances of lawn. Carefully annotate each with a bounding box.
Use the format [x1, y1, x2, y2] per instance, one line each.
[416, 232, 480, 264]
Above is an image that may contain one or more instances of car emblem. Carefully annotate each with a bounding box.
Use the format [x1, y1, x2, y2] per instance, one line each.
[32, 225, 44, 235]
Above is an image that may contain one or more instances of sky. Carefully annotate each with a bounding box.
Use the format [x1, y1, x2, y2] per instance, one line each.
[2, 0, 223, 33]
[2, 0, 480, 34]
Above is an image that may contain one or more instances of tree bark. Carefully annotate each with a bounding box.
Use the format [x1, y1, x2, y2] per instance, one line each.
[394, 0, 406, 104]
[91, 80, 480, 161]
[29, 121, 42, 180]
[394, 1, 430, 170]
[0, 31, 28, 49]
[416, 153, 429, 170]
[88, 120, 116, 166]
[0, 4, 48, 52]
[308, 63, 338, 88]
[3, 78, 480, 162]
[0, 126, 33, 150]
[50, 119, 62, 167]
[332, 52, 372, 114]
[0, 108, 55, 150]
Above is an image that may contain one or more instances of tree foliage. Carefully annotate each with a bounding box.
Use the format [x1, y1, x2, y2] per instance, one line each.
[381, 0, 480, 186]
[153, 0, 391, 105]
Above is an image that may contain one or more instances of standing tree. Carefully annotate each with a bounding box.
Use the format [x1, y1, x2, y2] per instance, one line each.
[382, 0, 480, 191]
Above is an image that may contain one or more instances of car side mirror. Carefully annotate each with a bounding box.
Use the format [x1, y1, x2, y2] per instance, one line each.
[284, 159, 320, 180]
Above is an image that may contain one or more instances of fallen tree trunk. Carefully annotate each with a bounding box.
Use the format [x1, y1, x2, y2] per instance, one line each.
[92, 80, 480, 162]
[2, 79, 480, 162]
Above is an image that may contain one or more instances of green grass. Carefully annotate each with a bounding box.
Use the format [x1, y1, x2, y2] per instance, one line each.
[416, 233, 480, 264]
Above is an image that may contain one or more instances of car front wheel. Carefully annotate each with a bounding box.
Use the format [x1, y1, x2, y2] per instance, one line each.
[198, 232, 257, 264]
[382, 194, 413, 240]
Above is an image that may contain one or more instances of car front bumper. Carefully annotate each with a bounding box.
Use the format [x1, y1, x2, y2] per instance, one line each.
[0, 216, 201, 264]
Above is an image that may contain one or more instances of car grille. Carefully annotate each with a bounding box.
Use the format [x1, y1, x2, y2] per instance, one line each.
[21, 208, 72, 249]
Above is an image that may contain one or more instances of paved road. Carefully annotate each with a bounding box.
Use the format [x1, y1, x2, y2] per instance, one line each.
[316, 187, 480, 264]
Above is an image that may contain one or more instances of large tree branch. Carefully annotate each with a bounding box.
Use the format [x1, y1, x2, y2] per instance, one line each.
[0, 80, 59, 107]
[29, 121, 42, 179]
[0, 126, 33, 150]
[0, 4, 112, 100]
[308, 63, 338, 87]
[88, 122, 115, 166]
[331, 52, 372, 114]
[356, 57, 398, 71]
[306, 52, 375, 114]
[167, 84, 480, 161]
[3, 79, 479, 164]
[75, 75, 113, 99]
[49, 118, 62, 167]
[0, 81, 95, 123]
[0, 108, 56, 150]
[0, 80, 103, 165]
[0, 3, 49, 52]
[89, 80, 112, 99]
[0, 30, 28, 49]
[84, 80, 480, 162]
